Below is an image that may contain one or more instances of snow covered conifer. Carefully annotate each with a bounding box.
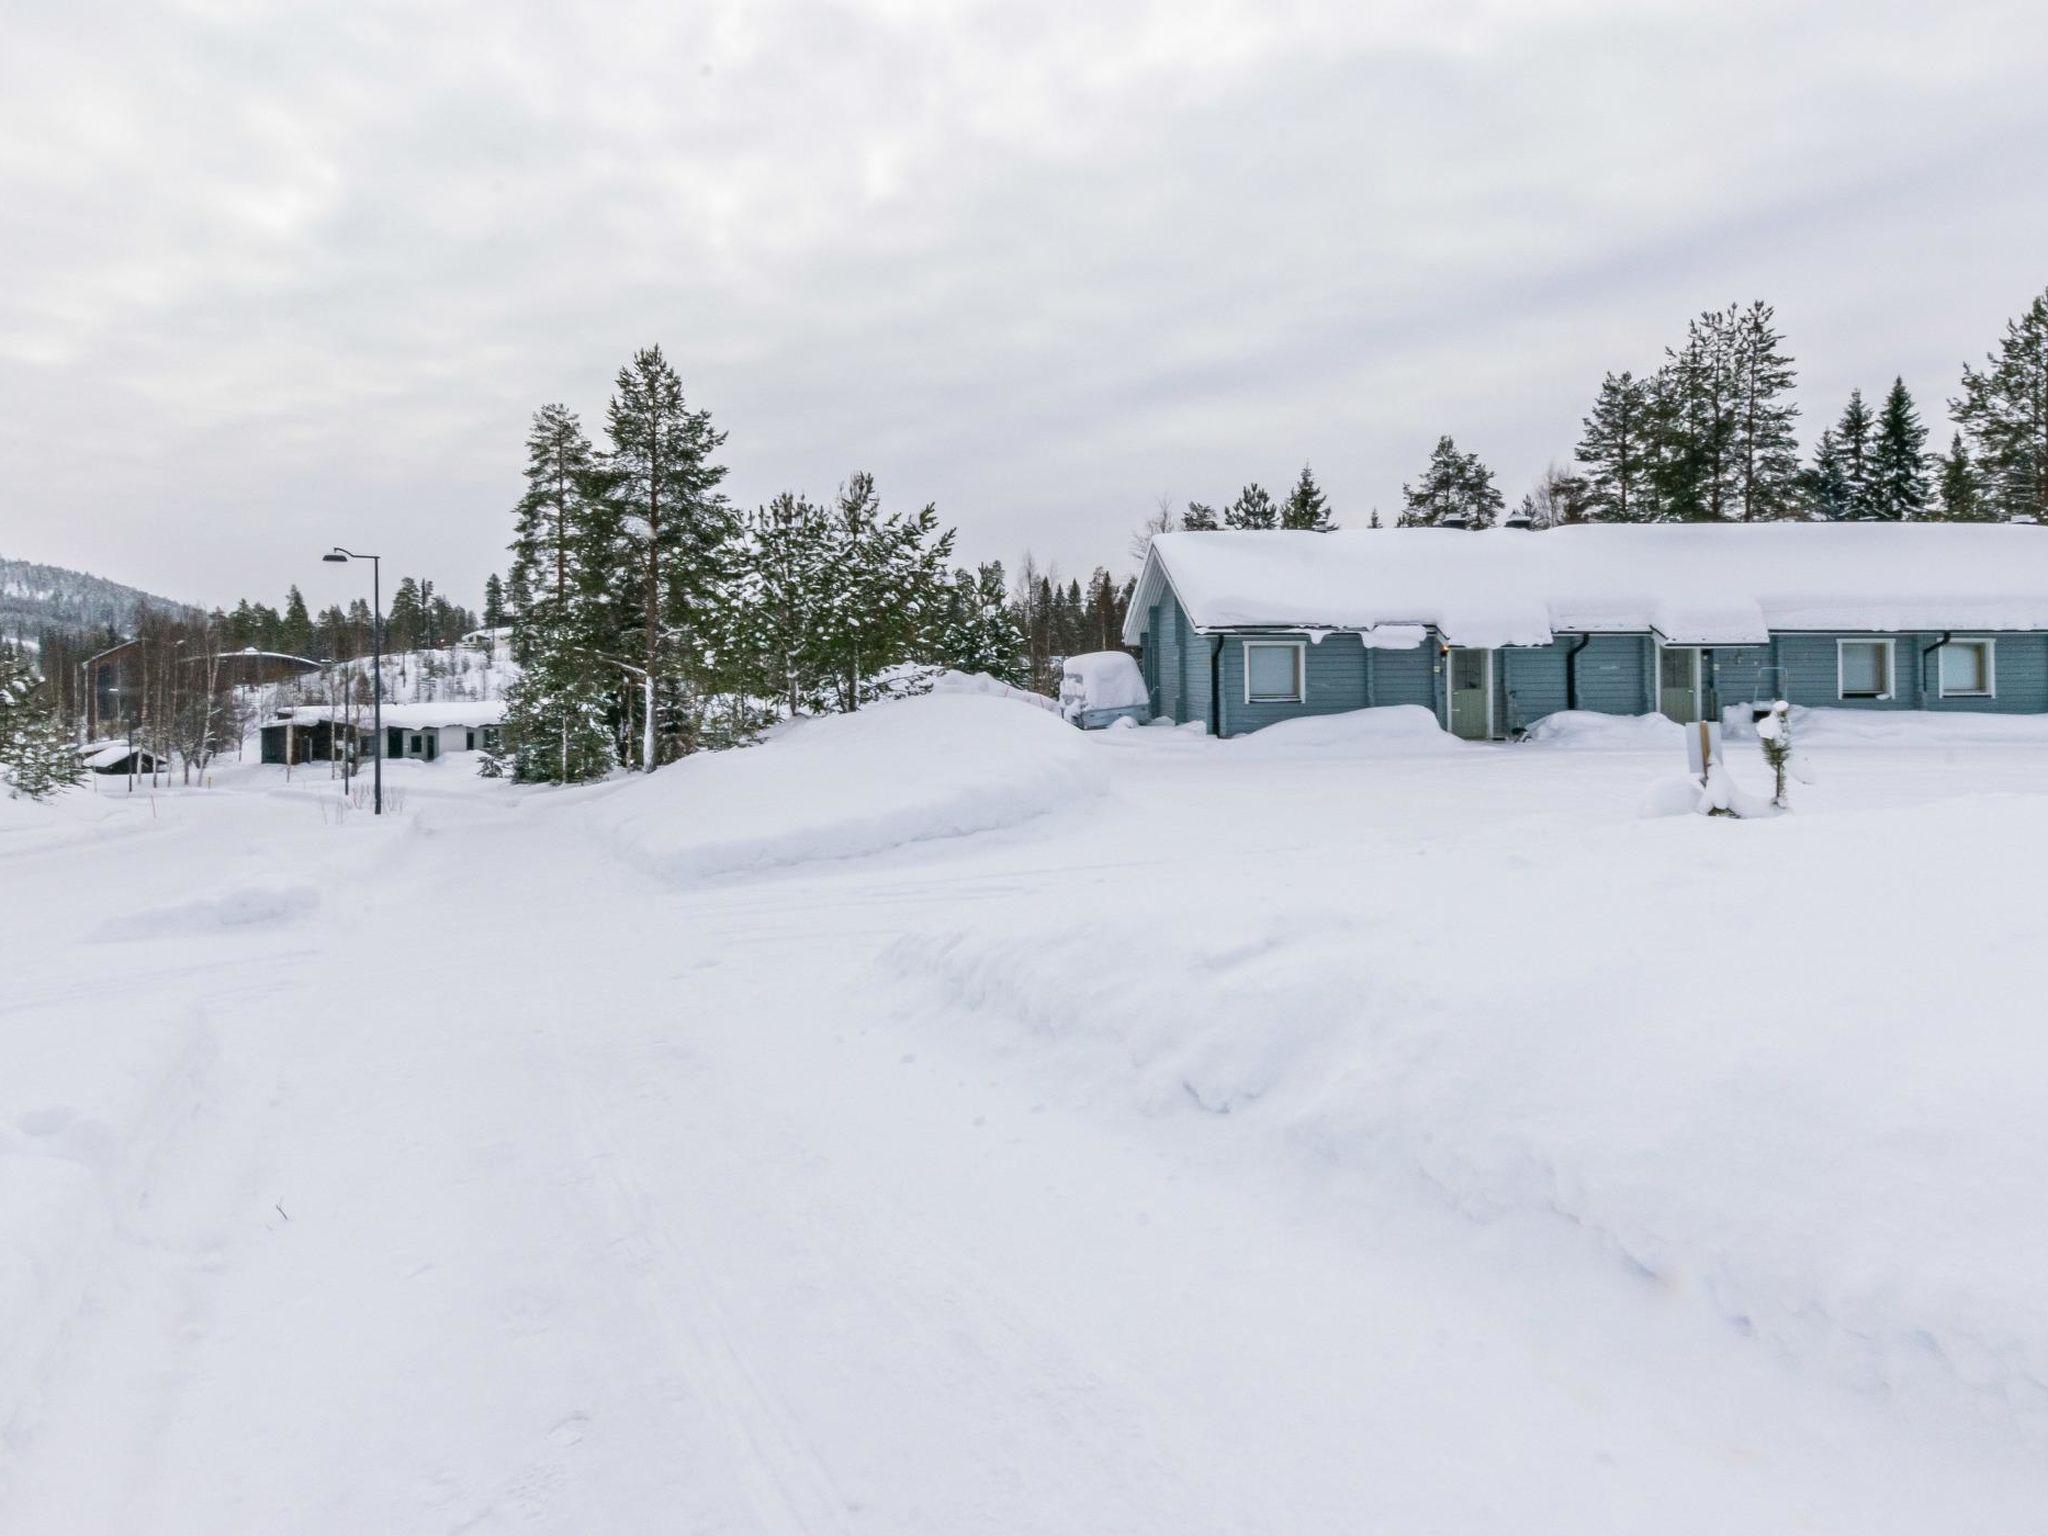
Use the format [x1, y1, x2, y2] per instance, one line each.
[1728, 301, 1801, 521]
[0, 649, 83, 800]
[932, 563, 1027, 685]
[279, 586, 314, 656]
[1799, 429, 1852, 520]
[1869, 377, 1930, 521]
[1181, 502, 1220, 531]
[1279, 466, 1336, 531]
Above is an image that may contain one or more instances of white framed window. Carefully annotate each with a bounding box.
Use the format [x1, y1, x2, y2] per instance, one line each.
[1837, 638, 1893, 700]
[1244, 640, 1305, 704]
[1938, 639, 1995, 698]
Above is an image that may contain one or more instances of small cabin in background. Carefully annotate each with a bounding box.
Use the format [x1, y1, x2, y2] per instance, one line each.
[77, 738, 163, 776]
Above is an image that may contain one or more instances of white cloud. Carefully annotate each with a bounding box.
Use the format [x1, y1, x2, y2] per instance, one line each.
[1, 0, 2044, 603]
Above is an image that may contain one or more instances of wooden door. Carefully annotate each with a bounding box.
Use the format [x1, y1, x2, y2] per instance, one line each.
[1659, 647, 1700, 723]
[1448, 649, 1491, 739]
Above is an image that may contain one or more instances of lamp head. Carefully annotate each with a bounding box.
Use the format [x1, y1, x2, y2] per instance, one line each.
[322, 552, 348, 563]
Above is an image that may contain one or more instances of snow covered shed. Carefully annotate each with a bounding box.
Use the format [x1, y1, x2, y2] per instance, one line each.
[77, 738, 162, 776]
[1123, 525, 2048, 739]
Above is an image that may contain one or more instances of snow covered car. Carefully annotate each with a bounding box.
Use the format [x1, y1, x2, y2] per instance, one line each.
[1059, 650, 1151, 729]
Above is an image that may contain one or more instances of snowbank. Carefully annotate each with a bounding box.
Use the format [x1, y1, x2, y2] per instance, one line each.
[1525, 710, 1685, 750]
[1765, 706, 2048, 746]
[1230, 705, 1458, 756]
[887, 788, 2048, 1417]
[585, 692, 1104, 882]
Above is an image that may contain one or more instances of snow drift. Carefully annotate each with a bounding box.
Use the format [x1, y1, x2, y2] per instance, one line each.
[585, 692, 1105, 882]
[1229, 705, 1458, 756]
[1525, 710, 1685, 750]
[886, 789, 2048, 1419]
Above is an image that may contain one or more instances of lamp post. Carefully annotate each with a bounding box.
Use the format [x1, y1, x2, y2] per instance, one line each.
[322, 547, 383, 814]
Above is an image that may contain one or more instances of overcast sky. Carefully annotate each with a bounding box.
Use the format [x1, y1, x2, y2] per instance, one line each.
[4, 0, 2046, 611]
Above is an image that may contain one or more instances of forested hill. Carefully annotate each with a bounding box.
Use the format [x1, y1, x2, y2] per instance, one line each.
[0, 556, 199, 647]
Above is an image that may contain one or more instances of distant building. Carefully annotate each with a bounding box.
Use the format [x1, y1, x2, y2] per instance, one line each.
[76, 738, 163, 776]
[261, 700, 506, 766]
[82, 642, 319, 737]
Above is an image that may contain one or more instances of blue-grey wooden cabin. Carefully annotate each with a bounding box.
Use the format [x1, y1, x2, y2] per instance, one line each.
[1123, 525, 2048, 739]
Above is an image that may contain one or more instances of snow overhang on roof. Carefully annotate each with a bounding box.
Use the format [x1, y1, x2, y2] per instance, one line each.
[1123, 524, 2048, 649]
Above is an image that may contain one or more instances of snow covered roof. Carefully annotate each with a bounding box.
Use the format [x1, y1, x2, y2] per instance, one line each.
[1125, 525, 2048, 648]
[78, 740, 154, 768]
[269, 700, 506, 729]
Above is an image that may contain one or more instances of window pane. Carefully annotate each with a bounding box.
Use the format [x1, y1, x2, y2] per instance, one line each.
[1841, 642, 1886, 696]
[1248, 645, 1299, 700]
[1941, 642, 1988, 694]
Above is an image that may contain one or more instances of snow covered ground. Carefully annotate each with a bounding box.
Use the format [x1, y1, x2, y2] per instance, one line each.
[5, 700, 2048, 1532]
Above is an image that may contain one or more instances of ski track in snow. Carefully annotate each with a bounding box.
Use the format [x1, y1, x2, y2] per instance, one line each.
[6, 718, 2048, 1531]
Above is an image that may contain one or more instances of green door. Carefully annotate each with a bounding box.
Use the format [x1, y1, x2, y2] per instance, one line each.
[1658, 647, 1699, 723]
[1448, 648, 1491, 740]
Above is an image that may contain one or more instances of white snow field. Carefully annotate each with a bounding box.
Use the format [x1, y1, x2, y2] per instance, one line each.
[5, 696, 2048, 1533]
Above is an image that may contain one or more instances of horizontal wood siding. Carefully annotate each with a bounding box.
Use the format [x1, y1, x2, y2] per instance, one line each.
[1219, 634, 1371, 736]
[1705, 646, 1776, 712]
[1570, 635, 1649, 716]
[1773, 631, 2048, 713]
[1502, 645, 1567, 732]
[1370, 643, 1437, 713]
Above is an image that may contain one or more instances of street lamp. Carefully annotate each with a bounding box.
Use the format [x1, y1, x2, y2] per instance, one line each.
[322, 547, 383, 814]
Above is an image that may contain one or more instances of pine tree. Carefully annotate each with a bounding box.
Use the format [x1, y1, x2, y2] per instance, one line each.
[1181, 502, 1220, 531]
[931, 563, 1027, 684]
[0, 649, 83, 800]
[1223, 483, 1278, 530]
[812, 473, 954, 710]
[1280, 465, 1336, 530]
[603, 346, 732, 765]
[1577, 371, 1653, 522]
[1398, 436, 1503, 529]
[1868, 377, 1930, 521]
[732, 491, 832, 715]
[1932, 433, 1992, 521]
[1951, 287, 2048, 522]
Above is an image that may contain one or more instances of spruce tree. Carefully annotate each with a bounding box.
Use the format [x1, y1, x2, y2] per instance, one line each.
[1576, 371, 1652, 522]
[1834, 388, 1876, 518]
[1933, 433, 1992, 521]
[0, 650, 82, 800]
[1868, 377, 1930, 521]
[1223, 483, 1279, 530]
[1279, 465, 1336, 530]
[1398, 436, 1503, 529]
[1951, 287, 2048, 522]
[1728, 301, 1801, 521]
[482, 573, 507, 630]
[279, 586, 314, 655]
[1181, 502, 1220, 531]
[1799, 429, 1852, 520]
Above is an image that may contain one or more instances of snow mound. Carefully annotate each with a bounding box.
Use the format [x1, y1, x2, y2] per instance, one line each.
[888, 792, 2048, 1416]
[586, 692, 1104, 882]
[1773, 707, 2048, 746]
[1525, 710, 1685, 750]
[928, 669, 1059, 712]
[1231, 705, 1458, 756]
